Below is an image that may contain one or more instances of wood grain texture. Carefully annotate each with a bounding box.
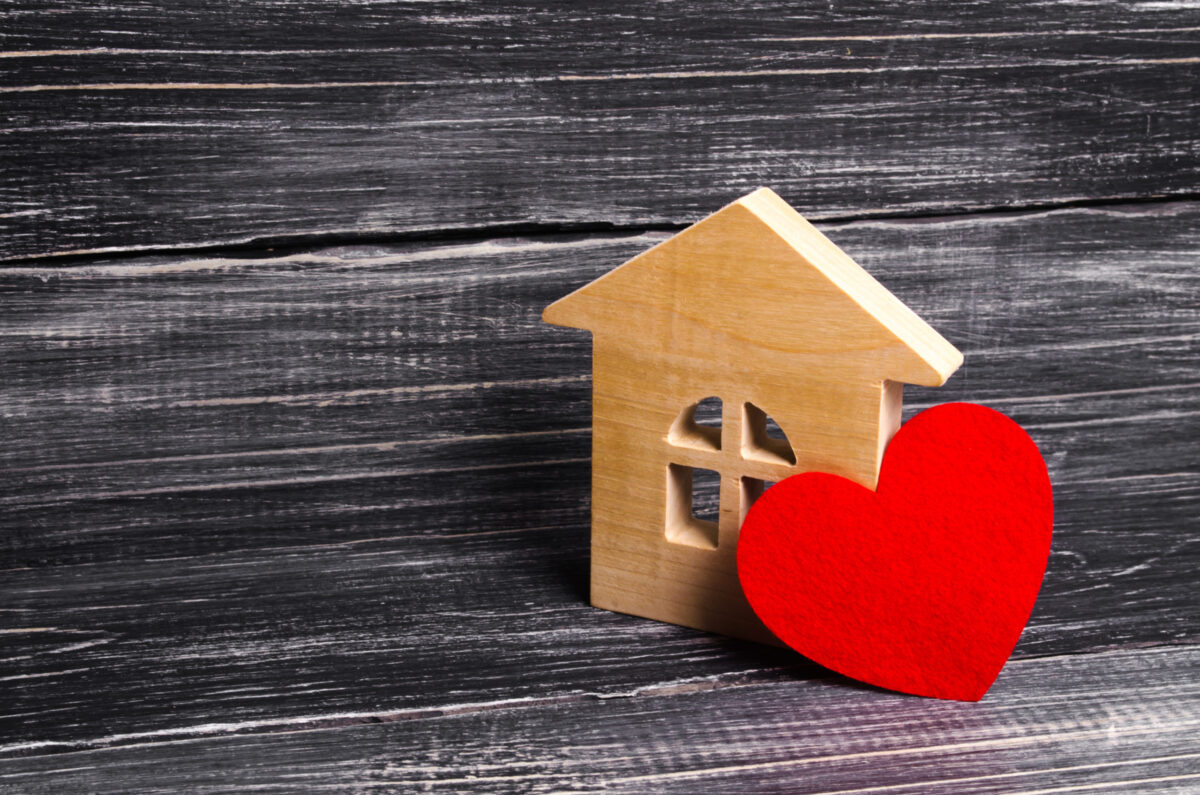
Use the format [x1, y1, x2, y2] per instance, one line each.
[2, 203, 1197, 761]
[2, 1, 1200, 260]
[2, 646, 1199, 793]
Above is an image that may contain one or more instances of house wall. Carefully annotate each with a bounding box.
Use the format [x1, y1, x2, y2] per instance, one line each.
[588, 334, 902, 643]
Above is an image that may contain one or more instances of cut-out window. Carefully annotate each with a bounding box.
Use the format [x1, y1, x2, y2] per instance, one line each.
[742, 402, 796, 465]
[666, 464, 720, 549]
[668, 396, 722, 451]
[666, 398, 793, 550]
[739, 477, 778, 524]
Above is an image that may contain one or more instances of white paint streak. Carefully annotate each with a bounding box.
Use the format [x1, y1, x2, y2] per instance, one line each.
[48, 637, 116, 655]
[3, 57, 1199, 93]
[1010, 772, 1200, 794]
[0, 668, 90, 683]
[764, 26, 1200, 42]
[597, 720, 1200, 787]
[801, 753, 1200, 794]
[1024, 408, 1199, 430]
[0, 693, 585, 755]
[0, 456, 591, 503]
[906, 382, 1200, 411]
[0, 765, 99, 780]
[1, 427, 590, 475]
[1, 26, 1199, 58]
[161, 375, 590, 410]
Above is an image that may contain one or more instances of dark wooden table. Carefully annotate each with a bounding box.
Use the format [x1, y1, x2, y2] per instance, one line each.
[2, 4, 1198, 792]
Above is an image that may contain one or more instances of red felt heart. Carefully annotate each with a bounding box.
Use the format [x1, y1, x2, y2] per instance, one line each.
[738, 403, 1053, 701]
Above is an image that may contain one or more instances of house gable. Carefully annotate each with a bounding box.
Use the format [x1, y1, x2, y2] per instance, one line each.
[543, 188, 962, 387]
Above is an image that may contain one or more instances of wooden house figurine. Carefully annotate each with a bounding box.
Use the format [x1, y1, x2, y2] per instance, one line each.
[543, 188, 963, 644]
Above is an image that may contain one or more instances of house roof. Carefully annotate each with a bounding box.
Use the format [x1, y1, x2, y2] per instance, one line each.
[543, 187, 962, 386]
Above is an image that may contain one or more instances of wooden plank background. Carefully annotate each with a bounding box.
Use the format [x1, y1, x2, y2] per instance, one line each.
[4, 648, 1200, 792]
[2, 2, 1198, 792]
[3, 2, 1200, 260]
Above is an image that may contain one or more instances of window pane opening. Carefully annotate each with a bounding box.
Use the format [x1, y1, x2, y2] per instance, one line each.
[742, 402, 796, 465]
[666, 464, 720, 549]
[668, 396, 722, 451]
[740, 477, 778, 524]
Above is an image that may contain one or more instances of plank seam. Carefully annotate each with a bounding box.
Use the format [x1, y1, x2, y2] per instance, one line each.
[3, 194, 1200, 267]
